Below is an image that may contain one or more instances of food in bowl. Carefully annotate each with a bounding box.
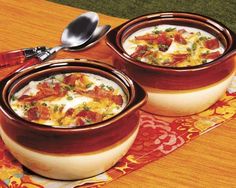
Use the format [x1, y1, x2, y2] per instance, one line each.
[10, 72, 127, 127]
[123, 25, 225, 67]
[106, 12, 236, 116]
[0, 59, 147, 180]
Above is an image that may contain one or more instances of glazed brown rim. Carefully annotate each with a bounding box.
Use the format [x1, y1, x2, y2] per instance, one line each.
[0, 59, 147, 132]
[106, 11, 236, 72]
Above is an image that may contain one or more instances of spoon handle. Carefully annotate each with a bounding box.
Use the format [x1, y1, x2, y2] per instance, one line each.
[0, 49, 25, 67]
[0, 47, 47, 68]
[15, 57, 42, 73]
[5, 57, 42, 81]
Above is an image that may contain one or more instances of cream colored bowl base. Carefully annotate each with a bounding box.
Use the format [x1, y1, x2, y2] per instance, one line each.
[0, 126, 139, 180]
[142, 72, 235, 116]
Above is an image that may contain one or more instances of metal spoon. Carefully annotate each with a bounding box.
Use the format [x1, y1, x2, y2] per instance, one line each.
[66, 25, 111, 51]
[7, 11, 99, 74]
[0, 12, 103, 69]
[39, 11, 99, 61]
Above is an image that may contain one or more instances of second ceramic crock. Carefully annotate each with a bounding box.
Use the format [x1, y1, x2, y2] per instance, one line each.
[106, 12, 236, 116]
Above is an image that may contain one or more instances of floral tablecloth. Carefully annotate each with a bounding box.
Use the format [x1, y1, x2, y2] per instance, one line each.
[1, 78, 236, 188]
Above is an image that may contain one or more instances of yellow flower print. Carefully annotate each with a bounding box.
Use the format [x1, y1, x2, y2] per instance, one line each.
[215, 106, 236, 119]
[0, 166, 22, 180]
[198, 109, 215, 117]
[194, 119, 217, 132]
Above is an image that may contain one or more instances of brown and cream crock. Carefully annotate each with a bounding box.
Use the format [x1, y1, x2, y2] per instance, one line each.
[106, 12, 236, 116]
[0, 59, 147, 180]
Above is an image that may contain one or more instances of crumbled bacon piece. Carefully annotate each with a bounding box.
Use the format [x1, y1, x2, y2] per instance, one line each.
[76, 117, 85, 126]
[64, 74, 78, 86]
[37, 82, 55, 96]
[201, 51, 221, 59]
[77, 110, 103, 123]
[163, 54, 189, 66]
[27, 105, 50, 121]
[204, 38, 219, 50]
[65, 108, 74, 116]
[131, 45, 148, 59]
[94, 86, 112, 99]
[111, 95, 123, 106]
[19, 82, 67, 102]
[27, 107, 38, 121]
[134, 33, 172, 52]
[172, 54, 189, 63]
[64, 74, 88, 89]
[76, 86, 123, 106]
[38, 105, 50, 120]
[155, 32, 173, 47]
[18, 95, 34, 101]
[135, 34, 159, 41]
[174, 33, 187, 44]
[54, 83, 66, 97]
[177, 29, 187, 34]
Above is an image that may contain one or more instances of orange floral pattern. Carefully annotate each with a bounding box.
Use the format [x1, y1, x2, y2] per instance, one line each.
[1, 91, 236, 188]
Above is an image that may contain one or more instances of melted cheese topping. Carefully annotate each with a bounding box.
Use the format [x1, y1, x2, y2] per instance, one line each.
[10, 73, 127, 128]
[123, 25, 225, 67]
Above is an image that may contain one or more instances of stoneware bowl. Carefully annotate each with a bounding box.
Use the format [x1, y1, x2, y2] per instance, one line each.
[106, 12, 236, 116]
[0, 59, 147, 180]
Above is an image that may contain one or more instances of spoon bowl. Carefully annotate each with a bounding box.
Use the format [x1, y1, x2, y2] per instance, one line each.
[66, 25, 111, 51]
[61, 12, 99, 47]
[40, 12, 99, 61]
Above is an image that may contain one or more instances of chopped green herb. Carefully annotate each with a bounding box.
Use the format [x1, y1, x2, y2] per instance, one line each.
[139, 50, 146, 54]
[204, 50, 210, 55]
[192, 43, 197, 51]
[31, 101, 36, 106]
[86, 83, 93, 88]
[102, 113, 114, 117]
[64, 85, 73, 91]
[165, 27, 176, 32]
[59, 104, 65, 112]
[67, 96, 73, 100]
[83, 104, 90, 111]
[23, 104, 30, 111]
[199, 36, 208, 41]
[54, 105, 59, 112]
[100, 84, 105, 88]
[202, 59, 207, 64]
[163, 59, 171, 63]
[106, 86, 114, 91]
[201, 51, 210, 57]
[148, 55, 159, 65]
[152, 26, 161, 34]
[11, 95, 17, 101]
[85, 119, 92, 124]
[158, 44, 169, 52]
[136, 57, 142, 61]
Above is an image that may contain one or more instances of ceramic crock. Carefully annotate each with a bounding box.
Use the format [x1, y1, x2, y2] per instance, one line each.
[106, 12, 236, 116]
[0, 59, 147, 180]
